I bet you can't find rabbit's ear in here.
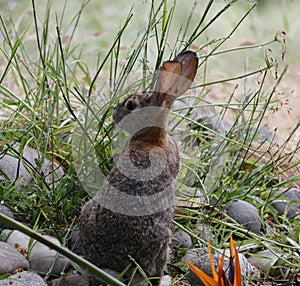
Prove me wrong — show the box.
[154,61,182,104]
[153,51,198,108]
[174,51,198,96]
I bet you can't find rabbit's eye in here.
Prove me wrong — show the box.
[125,99,135,111]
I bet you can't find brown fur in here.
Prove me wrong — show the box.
[79,51,198,285]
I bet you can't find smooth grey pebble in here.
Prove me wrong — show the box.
[0,241,29,275]
[0,145,64,190]
[0,271,47,286]
[160,275,172,286]
[225,199,261,234]
[49,274,90,286]
[6,230,70,275]
[184,248,208,263]
[172,231,192,249]
[272,188,300,218]
[0,204,14,229]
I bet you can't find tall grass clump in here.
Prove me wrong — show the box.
[0,0,299,284]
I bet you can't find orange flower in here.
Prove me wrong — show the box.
[187,237,242,286]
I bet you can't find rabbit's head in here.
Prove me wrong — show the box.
[113,51,198,144]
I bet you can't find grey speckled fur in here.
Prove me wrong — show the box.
[79,51,198,286]
[80,137,179,285]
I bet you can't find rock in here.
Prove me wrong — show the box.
[172,231,192,249]
[0,271,47,286]
[184,248,209,263]
[247,249,281,277]
[49,274,90,286]
[187,250,260,286]
[272,188,300,218]
[0,242,29,275]
[6,229,28,245]
[160,275,172,286]
[0,175,4,184]
[225,200,261,234]
[68,227,82,255]
[0,145,64,190]
[29,239,71,275]
[6,230,70,275]
[0,204,14,229]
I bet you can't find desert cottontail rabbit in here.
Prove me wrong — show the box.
[79,51,198,285]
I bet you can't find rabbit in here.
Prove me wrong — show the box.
[79,50,198,286]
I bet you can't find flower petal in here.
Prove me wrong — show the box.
[187,261,219,286]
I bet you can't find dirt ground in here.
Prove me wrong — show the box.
[265,63,300,149]
[208,62,300,152]
[204,59,300,188]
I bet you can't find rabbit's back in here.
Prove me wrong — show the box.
[79,135,180,282]
[80,199,174,278]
